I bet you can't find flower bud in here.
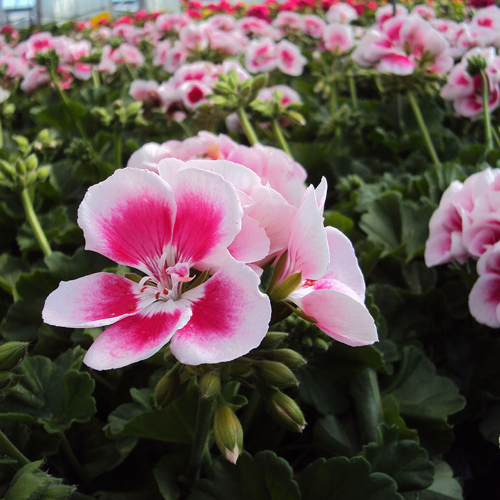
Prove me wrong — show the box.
[0,342,28,371]
[313,337,329,351]
[154,367,179,409]
[0,159,15,179]
[210,95,227,107]
[256,360,298,388]
[268,349,306,368]
[251,74,268,92]
[199,372,220,399]
[15,158,26,176]
[36,166,51,183]
[259,331,288,349]
[266,390,306,432]
[212,81,233,96]
[25,170,38,187]
[213,404,243,464]
[25,154,38,171]
[466,54,488,77]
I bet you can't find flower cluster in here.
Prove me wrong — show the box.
[425,168,500,327]
[43,137,377,370]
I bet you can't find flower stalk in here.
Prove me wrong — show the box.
[114,129,122,170]
[348,73,358,112]
[272,119,293,158]
[20,187,52,257]
[0,428,30,466]
[237,107,259,146]
[480,69,494,154]
[407,90,441,167]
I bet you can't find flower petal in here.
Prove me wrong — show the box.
[228,215,270,263]
[469,273,500,328]
[78,168,176,275]
[43,272,145,328]
[83,300,192,370]
[167,168,243,264]
[170,263,271,365]
[296,289,378,346]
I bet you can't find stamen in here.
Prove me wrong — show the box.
[155,291,160,300]
[163,288,169,295]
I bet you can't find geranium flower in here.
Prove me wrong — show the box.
[43,165,271,369]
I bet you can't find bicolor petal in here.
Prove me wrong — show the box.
[170,263,271,365]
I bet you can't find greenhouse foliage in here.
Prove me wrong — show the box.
[0,0,499,498]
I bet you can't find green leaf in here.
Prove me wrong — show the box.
[106,383,198,443]
[381,395,418,441]
[419,461,463,500]
[0,348,96,433]
[359,191,433,261]
[190,451,300,500]
[154,455,183,500]
[299,456,402,500]
[4,460,75,500]
[314,414,358,457]
[0,253,29,297]
[361,425,434,493]
[387,346,465,453]
[32,100,88,134]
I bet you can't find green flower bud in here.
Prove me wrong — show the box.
[0,342,27,371]
[285,111,306,126]
[301,336,313,347]
[259,331,288,349]
[256,360,298,388]
[266,390,305,432]
[36,166,51,182]
[269,272,302,302]
[199,372,221,399]
[251,74,268,92]
[25,154,38,171]
[15,159,26,176]
[466,54,488,77]
[154,367,179,409]
[3,103,15,116]
[212,81,233,96]
[210,95,227,107]
[25,170,38,187]
[313,337,329,351]
[213,404,243,464]
[268,349,306,368]
[0,159,16,179]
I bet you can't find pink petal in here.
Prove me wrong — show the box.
[469,273,500,328]
[83,300,192,370]
[284,186,330,280]
[78,168,176,275]
[228,215,271,263]
[43,273,145,329]
[377,52,416,75]
[297,289,378,346]
[168,168,243,264]
[170,263,271,365]
[324,227,366,301]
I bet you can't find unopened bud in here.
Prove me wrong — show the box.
[25,154,38,171]
[210,95,227,107]
[213,404,243,464]
[313,337,329,351]
[268,349,306,368]
[15,159,26,175]
[267,390,305,432]
[301,336,313,347]
[0,342,28,371]
[199,372,220,399]
[259,331,288,349]
[36,166,51,182]
[269,272,302,302]
[251,74,267,92]
[25,170,38,187]
[0,160,15,179]
[154,367,179,409]
[466,54,488,77]
[256,360,298,388]
[212,81,233,96]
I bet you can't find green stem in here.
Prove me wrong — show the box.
[480,69,494,154]
[407,90,441,167]
[59,433,91,488]
[50,68,88,142]
[20,188,52,257]
[492,126,500,149]
[124,62,137,81]
[237,107,259,146]
[350,368,383,445]
[348,73,358,112]
[114,129,122,170]
[329,82,338,115]
[0,428,30,466]
[240,389,260,433]
[0,116,3,150]
[187,397,214,484]
[92,68,100,89]
[271,119,293,158]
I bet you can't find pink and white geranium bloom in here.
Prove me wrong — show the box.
[276,40,307,76]
[257,85,302,107]
[302,15,327,39]
[272,185,378,346]
[326,3,359,24]
[129,80,163,107]
[245,37,278,73]
[323,23,355,54]
[42,164,271,369]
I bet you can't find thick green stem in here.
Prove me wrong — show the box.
[0,428,30,466]
[188,397,214,484]
[237,107,259,146]
[271,119,293,158]
[50,69,88,142]
[20,188,52,257]
[114,129,122,170]
[480,70,494,154]
[350,368,383,444]
[407,90,441,166]
[92,68,101,88]
[348,73,358,112]
[492,126,500,149]
[59,433,91,487]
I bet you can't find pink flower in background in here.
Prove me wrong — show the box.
[20,65,50,93]
[323,23,354,54]
[130,80,163,107]
[164,41,189,73]
[180,23,210,51]
[43,165,271,369]
[412,4,436,20]
[326,3,358,24]
[25,32,55,59]
[207,14,237,31]
[273,11,304,32]
[302,15,327,38]
[111,43,145,67]
[276,40,307,75]
[153,40,171,67]
[375,4,408,26]
[257,84,302,106]
[245,37,278,73]
[156,13,190,32]
[179,80,212,109]
[98,45,118,74]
